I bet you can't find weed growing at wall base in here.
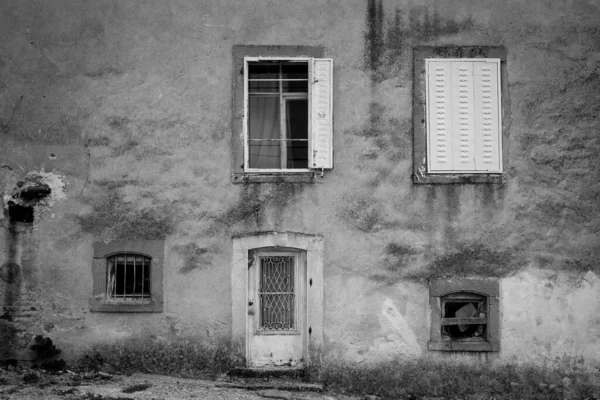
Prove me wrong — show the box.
[321,357,600,399]
[78,337,244,378]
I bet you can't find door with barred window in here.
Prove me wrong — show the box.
[247,250,306,367]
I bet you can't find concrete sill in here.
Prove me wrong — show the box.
[428,340,500,352]
[89,301,163,313]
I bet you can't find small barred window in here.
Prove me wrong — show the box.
[106,253,151,300]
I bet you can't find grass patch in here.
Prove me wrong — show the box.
[321,357,600,399]
[77,337,244,378]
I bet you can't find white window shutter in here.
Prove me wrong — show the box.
[310,58,333,169]
[450,62,476,171]
[427,61,453,171]
[473,60,502,172]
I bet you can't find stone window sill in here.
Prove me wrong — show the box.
[413,173,504,184]
[90,300,162,313]
[231,172,325,184]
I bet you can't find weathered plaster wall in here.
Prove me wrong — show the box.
[1,0,599,366]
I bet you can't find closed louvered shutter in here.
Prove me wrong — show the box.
[427,59,502,173]
[473,61,502,172]
[310,58,333,169]
[427,61,453,171]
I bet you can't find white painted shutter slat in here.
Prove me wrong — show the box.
[427,61,453,171]
[310,58,333,169]
[451,62,476,171]
[474,61,502,172]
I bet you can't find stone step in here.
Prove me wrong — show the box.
[216,381,323,392]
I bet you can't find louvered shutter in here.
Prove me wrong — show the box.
[427,59,502,173]
[427,61,453,171]
[310,58,333,169]
[473,61,502,172]
[451,62,476,171]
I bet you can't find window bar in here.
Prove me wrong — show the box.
[141,255,145,297]
[122,253,126,298]
[133,254,138,296]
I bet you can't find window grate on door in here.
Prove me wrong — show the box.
[106,253,151,300]
[259,256,295,331]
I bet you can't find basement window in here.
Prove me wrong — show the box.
[106,253,151,300]
[90,240,164,313]
[441,293,487,341]
[429,279,499,352]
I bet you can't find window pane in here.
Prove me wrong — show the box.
[249,81,278,93]
[282,81,308,93]
[286,99,308,140]
[248,63,279,79]
[285,99,308,169]
[249,96,281,169]
[115,261,124,296]
[249,143,280,169]
[282,63,308,79]
[286,142,308,169]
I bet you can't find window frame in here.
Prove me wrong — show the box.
[429,278,500,352]
[244,57,312,173]
[413,46,510,184]
[231,45,331,184]
[90,240,164,313]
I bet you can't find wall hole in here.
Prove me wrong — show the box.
[8,204,34,223]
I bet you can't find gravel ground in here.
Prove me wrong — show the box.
[0,368,348,400]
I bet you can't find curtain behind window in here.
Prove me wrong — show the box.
[249,96,280,168]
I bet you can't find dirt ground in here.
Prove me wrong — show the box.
[0,368,355,400]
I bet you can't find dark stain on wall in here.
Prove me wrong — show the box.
[339,190,382,232]
[364,3,474,82]
[215,183,303,232]
[77,190,175,240]
[364,0,385,75]
[382,243,419,272]
[175,243,214,274]
[420,243,519,280]
[85,66,124,79]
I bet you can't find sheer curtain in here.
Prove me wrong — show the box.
[249,96,280,168]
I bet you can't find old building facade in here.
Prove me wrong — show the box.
[1,0,599,369]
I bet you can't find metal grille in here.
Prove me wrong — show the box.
[106,253,151,299]
[259,256,295,330]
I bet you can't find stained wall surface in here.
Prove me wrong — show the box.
[0,0,599,366]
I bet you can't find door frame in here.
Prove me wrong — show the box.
[232,232,323,368]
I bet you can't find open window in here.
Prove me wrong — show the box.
[90,240,164,313]
[232,46,332,183]
[429,279,499,351]
[244,57,332,173]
